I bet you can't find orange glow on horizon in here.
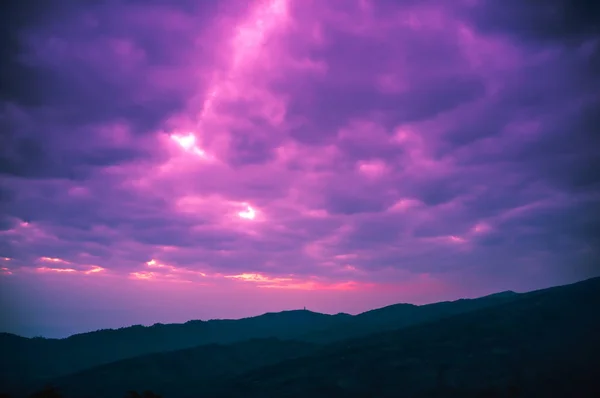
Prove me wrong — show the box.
[131,259,207,283]
[225,272,367,291]
[84,266,105,274]
[226,272,292,283]
[35,264,105,275]
[36,266,77,273]
[259,280,365,291]
[25,253,373,292]
[145,259,206,276]
[40,256,70,264]
[26,258,373,292]
[131,271,155,280]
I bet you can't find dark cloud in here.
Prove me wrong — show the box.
[465,0,600,45]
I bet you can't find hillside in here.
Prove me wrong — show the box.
[299,290,521,343]
[48,338,318,398]
[0,310,340,395]
[0,288,520,394]
[210,276,600,397]
[17,277,600,398]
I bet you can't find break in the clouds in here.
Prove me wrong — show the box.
[1,0,599,337]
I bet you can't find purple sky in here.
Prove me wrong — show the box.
[1,0,599,338]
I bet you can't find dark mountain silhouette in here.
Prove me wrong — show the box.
[3,277,599,397]
[299,290,521,343]
[0,310,343,394]
[47,338,318,398]
[209,276,600,397]
[0,289,520,395]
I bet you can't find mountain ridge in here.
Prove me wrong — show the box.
[2,277,599,397]
[0,290,520,342]
[21,275,600,398]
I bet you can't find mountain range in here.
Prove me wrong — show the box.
[2,277,599,397]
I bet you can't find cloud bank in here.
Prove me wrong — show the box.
[1,0,598,336]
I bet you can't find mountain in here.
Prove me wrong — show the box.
[6,278,600,397]
[299,290,521,343]
[0,310,343,395]
[0,288,520,394]
[209,276,600,397]
[49,338,319,398]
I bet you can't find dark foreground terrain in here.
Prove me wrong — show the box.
[2,277,600,397]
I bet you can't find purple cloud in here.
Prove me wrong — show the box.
[0,0,599,337]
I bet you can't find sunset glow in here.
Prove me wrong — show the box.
[36,267,77,273]
[39,257,70,264]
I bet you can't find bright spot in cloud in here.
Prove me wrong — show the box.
[131,271,155,280]
[171,133,195,150]
[39,257,70,264]
[224,272,364,291]
[448,235,467,244]
[238,205,256,220]
[231,0,289,68]
[146,259,161,267]
[170,133,210,159]
[226,273,292,283]
[140,259,207,281]
[35,265,105,275]
[472,222,492,234]
[84,266,105,274]
[37,267,77,273]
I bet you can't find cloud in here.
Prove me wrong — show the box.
[1,0,599,336]
[464,0,600,45]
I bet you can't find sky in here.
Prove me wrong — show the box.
[0,0,599,338]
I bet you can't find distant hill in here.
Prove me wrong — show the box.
[0,288,521,395]
[299,290,521,343]
[6,279,599,397]
[0,310,344,395]
[49,338,319,398]
[209,276,600,397]
[17,276,600,398]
